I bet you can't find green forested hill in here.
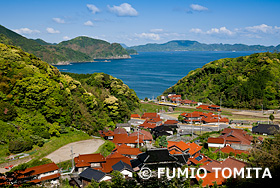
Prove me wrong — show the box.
[0,43,139,154]
[162,52,280,109]
[0,25,91,64]
[128,40,280,52]
[0,25,130,64]
[58,36,131,59]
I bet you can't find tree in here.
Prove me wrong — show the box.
[111,171,125,188]
[159,136,168,148]
[269,114,275,123]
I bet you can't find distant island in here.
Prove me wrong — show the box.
[127,40,280,52]
[0,25,133,64]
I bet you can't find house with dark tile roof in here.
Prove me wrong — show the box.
[252,124,279,135]
[100,152,132,173]
[131,148,181,170]
[79,168,111,187]
[112,160,134,178]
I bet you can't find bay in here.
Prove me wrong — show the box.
[54,51,260,100]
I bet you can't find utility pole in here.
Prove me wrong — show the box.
[137,128,140,148]
[70,146,75,172]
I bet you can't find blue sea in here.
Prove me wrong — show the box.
[54,51,260,100]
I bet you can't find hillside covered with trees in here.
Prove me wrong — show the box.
[128,40,280,52]
[58,36,130,59]
[162,52,280,110]
[0,25,131,64]
[0,43,139,154]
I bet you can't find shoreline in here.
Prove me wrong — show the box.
[52,55,131,65]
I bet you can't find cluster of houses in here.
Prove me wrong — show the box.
[1,109,278,187]
[160,94,199,106]
[180,111,229,125]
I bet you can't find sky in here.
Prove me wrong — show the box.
[1,0,280,46]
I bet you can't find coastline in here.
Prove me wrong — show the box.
[52,54,131,65]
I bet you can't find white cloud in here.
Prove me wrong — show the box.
[206,27,234,35]
[13,28,40,35]
[150,29,164,33]
[190,28,203,34]
[63,36,70,40]
[46,27,60,34]
[190,4,208,11]
[87,4,100,14]
[108,3,138,17]
[190,27,234,36]
[53,18,65,24]
[135,33,160,40]
[84,20,94,26]
[245,24,273,33]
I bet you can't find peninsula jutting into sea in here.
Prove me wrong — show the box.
[1,0,280,187]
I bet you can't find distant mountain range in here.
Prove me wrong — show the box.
[127,40,280,52]
[0,25,131,64]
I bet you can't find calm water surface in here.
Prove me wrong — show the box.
[55,51,259,99]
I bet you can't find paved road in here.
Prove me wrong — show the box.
[159,113,178,120]
[179,124,229,132]
[45,139,104,163]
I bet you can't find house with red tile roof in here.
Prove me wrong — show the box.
[181,99,198,106]
[141,112,160,119]
[181,111,229,125]
[195,171,229,187]
[213,145,249,156]
[167,141,202,157]
[201,157,247,174]
[112,144,142,159]
[168,94,182,103]
[188,153,212,166]
[100,152,132,173]
[99,130,114,140]
[145,117,163,126]
[15,162,60,186]
[164,120,179,126]
[74,153,106,173]
[113,127,127,135]
[208,128,253,150]
[196,104,221,112]
[207,137,225,148]
[131,114,140,119]
[138,121,156,129]
[130,130,153,144]
[112,134,144,148]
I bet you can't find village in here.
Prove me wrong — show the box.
[0,94,279,188]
